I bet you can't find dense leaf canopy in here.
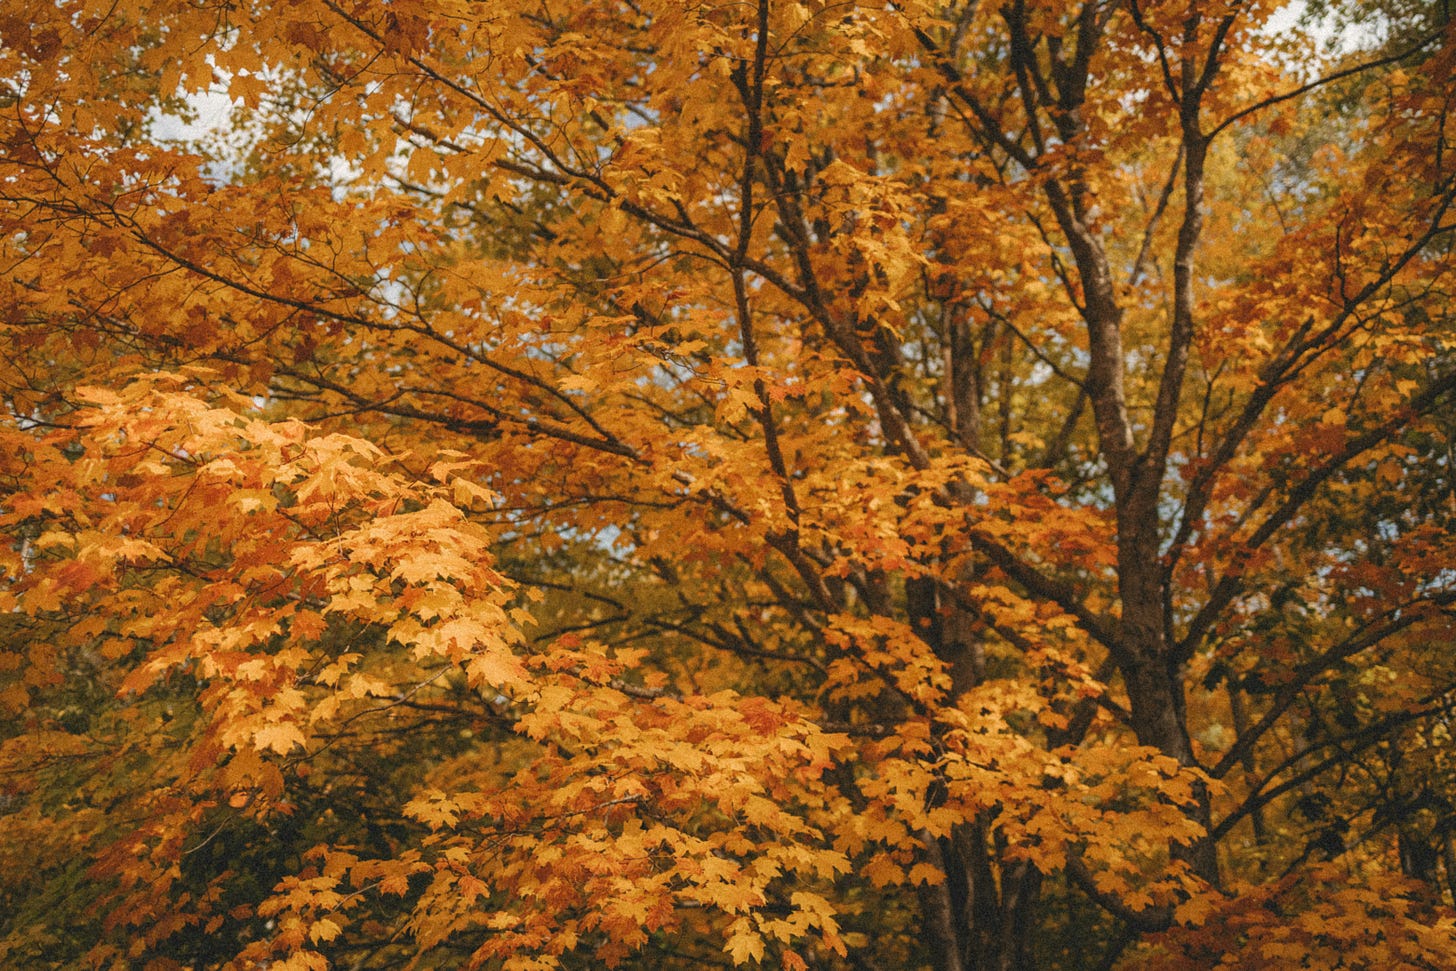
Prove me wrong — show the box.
[2,1,1456,968]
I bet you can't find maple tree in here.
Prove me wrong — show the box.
[3,0,1456,967]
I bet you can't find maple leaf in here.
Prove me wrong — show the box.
[253,722,307,756]
[724,919,765,966]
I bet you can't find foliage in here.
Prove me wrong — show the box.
[2,1,1456,968]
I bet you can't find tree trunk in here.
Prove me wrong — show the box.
[1119,529,1219,884]
[910,581,1043,970]
[917,825,1043,971]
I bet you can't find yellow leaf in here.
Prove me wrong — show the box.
[725,919,765,965]
[308,918,342,943]
[253,721,307,755]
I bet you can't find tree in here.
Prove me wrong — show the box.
[3,0,1456,968]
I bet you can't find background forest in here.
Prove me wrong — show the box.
[3,0,1456,968]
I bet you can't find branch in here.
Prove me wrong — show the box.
[1064,846,1174,933]
[1208,29,1446,141]
[1210,689,1456,844]
[1177,367,1456,661]
[971,531,1124,657]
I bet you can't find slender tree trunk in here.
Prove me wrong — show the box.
[1228,686,1268,848]
[918,834,968,971]
[910,582,1043,970]
[917,825,1044,971]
